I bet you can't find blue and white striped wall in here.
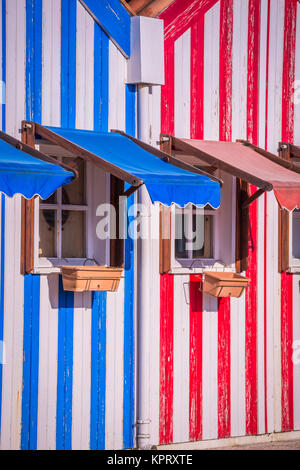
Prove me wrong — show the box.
[0,0,136,450]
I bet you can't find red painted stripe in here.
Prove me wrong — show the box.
[161,43,175,135]
[245,0,260,436]
[264,192,268,432]
[217,0,233,439]
[280,0,297,432]
[159,0,218,47]
[218,298,231,438]
[159,273,174,445]
[264,0,271,433]
[189,274,203,441]
[190,17,204,140]
[219,0,233,142]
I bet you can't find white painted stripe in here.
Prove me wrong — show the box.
[256,0,269,435]
[5,0,25,138]
[108,40,126,132]
[174,29,191,139]
[230,293,246,437]
[76,1,94,130]
[204,2,220,141]
[173,275,190,443]
[0,0,26,450]
[105,278,125,449]
[293,274,300,430]
[42,0,61,126]
[202,294,218,440]
[232,0,248,142]
[258,0,269,150]
[149,203,161,447]
[37,275,59,450]
[267,0,285,433]
[256,194,266,435]
[72,292,91,449]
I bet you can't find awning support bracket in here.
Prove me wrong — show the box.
[242,185,272,209]
[122,183,143,199]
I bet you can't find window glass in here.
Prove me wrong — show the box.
[39,209,56,257]
[62,211,85,258]
[39,158,87,260]
[175,207,213,260]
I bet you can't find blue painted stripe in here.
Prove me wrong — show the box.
[0,0,6,434]
[21,275,40,450]
[90,291,107,450]
[123,84,136,449]
[80,0,130,58]
[26,0,42,122]
[90,25,109,450]
[56,276,74,450]
[21,0,43,450]
[94,25,109,132]
[61,0,77,128]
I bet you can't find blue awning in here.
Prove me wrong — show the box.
[46,127,221,208]
[0,138,74,199]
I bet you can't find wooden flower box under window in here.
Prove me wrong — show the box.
[61,266,123,292]
[202,272,250,298]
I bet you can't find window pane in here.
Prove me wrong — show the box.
[292,210,300,259]
[175,209,213,260]
[39,209,56,257]
[62,211,85,258]
[175,212,188,258]
[62,157,85,205]
[193,214,213,258]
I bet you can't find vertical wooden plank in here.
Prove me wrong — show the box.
[266,0,284,434]
[61,0,77,128]
[190,17,204,140]
[245,0,260,436]
[280,0,297,433]
[204,2,220,140]
[173,275,190,443]
[202,294,218,440]
[174,28,191,138]
[293,0,300,432]
[37,275,59,450]
[189,274,203,441]
[21,274,40,450]
[218,0,233,439]
[161,43,174,135]
[42,0,61,126]
[159,273,174,445]
[0,0,25,449]
[56,277,74,450]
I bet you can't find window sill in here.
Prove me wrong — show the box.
[32,258,101,275]
[287,266,300,274]
[169,266,236,275]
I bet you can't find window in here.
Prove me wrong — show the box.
[39,157,87,260]
[167,172,236,273]
[174,206,214,260]
[292,209,300,268]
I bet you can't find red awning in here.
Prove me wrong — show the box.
[176,139,300,211]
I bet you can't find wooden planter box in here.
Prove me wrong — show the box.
[202,272,250,298]
[61,266,123,292]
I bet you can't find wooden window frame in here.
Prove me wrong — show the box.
[20,123,131,274]
[278,142,300,273]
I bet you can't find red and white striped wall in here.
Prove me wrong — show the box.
[145,0,300,447]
